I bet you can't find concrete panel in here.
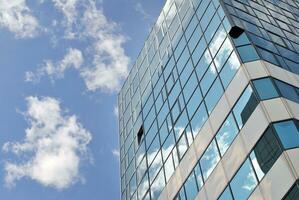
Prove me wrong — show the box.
[249,185,265,200]
[209,95,231,136]
[285,99,299,120]
[241,105,269,153]
[259,154,296,200]
[195,187,208,200]
[166,167,183,200]
[286,148,299,180]
[244,60,268,80]
[193,120,214,160]
[158,188,168,200]
[225,67,249,108]
[262,98,291,122]
[265,61,299,88]
[179,145,197,183]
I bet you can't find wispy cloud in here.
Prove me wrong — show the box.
[25,48,84,82]
[134,2,150,20]
[112,149,120,158]
[113,106,118,118]
[3,96,92,189]
[0,0,40,38]
[51,0,79,39]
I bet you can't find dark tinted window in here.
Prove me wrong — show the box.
[274,121,299,149]
[252,78,279,100]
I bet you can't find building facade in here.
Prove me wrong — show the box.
[118,0,299,199]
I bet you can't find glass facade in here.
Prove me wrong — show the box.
[118,0,299,200]
[223,0,299,74]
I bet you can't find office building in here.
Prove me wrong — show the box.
[118,0,299,199]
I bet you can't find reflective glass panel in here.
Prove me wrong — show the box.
[237,45,259,62]
[252,78,279,100]
[194,164,203,189]
[274,120,299,149]
[200,140,220,180]
[190,103,208,137]
[218,186,233,200]
[275,80,299,104]
[216,113,239,156]
[230,159,258,200]
[233,86,258,129]
[250,127,283,181]
[205,78,224,114]
[184,172,198,200]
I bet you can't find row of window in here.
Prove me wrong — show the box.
[120,0,239,195]
[174,77,299,200]
[119,0,227,155]
[120,0,239,198]
[252,77,299,103]
[218,119,299,200]
[224,0,299,75]
[122,74,299,199]
[176,119,299,200]
[174,84,259,200]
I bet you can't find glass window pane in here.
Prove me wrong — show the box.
[190,103,208,137]
[205,78,224,114]
[200,140,220,180]
[184,172,198,200]
[230,159,258,200]
[233,85,258,129]
[283,182,299,200]
[253,78,279,100]
[250,127,283,181]
[191,38,206,65]
[149,151,163,183]
[180,59,194,87]
[188,24,202,53]
[196,50,212,81]
[216,113,239,156]
[138,173,149,199]
[200,64,217,96]
[183,72,199,102]
[174,109,189,139]
[274,120,299,149]
[162,131,175,159]
[209,26,227,58]
[237,45,259,62]
[233,32,250,46]
[177,134,188,159]
[194,164,203,189]
[220,52,240,88]
[214,38,233,71]
[275,80,299,104]
[186,86,202,118]
[218,186,233,200]
[151,168,165,199]
[164,154,174,182]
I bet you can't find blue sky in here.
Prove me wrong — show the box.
[0,0,164,199]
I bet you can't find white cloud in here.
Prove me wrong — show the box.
[25,48,83,82]
[28,0,130,93]
[3,96,92,189]
[112,149,120,158]
[134,2,150,19]
[79,2,130,92]
[51,0,79,39]
[113,106,118,118]
[0,0,39,38]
